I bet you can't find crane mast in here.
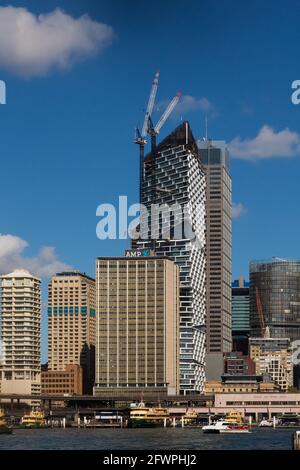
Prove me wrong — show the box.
[135,71,160,204]
[134,72,182,251]
[255,287,266,337]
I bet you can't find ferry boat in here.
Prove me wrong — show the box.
[225,409,244,424]
[0,409,12,435]
[202,419,250,434]
[21,410,47,428]
[182,408,198,426]
[127,402,170,428]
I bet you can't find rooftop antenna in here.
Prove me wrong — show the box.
[205,116,208,141]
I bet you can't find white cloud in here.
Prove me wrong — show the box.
[229,125,300,160]
[0,234,71,277]
[175,95,215,115]
[232,203,247,219]
[156,95,215,119]
[0,6,114,77]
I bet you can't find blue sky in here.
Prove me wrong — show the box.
[0,0,300,360]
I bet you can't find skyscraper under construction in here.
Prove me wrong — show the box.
[137,121,207,394]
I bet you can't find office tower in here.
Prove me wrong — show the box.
[232,277,250,354]
[0,269,41,401]
[197,139,232,381]
[138,122,206,395]
[48,271,96,394]
[249,337,293,391]
[94,251,180,397]
[250,259,300,341]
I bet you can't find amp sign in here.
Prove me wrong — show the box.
[125,249,151,258]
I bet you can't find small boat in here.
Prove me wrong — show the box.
[21,410,48,429]
[202,419,250,434]
[127,402,170,428]
[259,419,274,427]
[0,409,12,435]
[203,410,249,434]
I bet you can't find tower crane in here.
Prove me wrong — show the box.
[134,72,182,251]
[135,71,160,203]
[255,287,266,337]
[134,71,181,202]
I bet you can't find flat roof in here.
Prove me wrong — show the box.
[55,271,95,282]
[96,256,173,261]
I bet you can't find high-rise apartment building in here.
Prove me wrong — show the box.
[197,139,232,380]
[232,277,250,354]
[94,252,180,397]
[0,269,41,400]
[250,259,300,341]
[48,271,96,394]
[249,337,293,391]
[138,122,206,394]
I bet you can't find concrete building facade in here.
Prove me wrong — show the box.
[224,351,255,376]
[94,253,180,397]
[0,269,41,401]
[205,375,276,395]
[48,271,96,394]
[197,139,232,381]
[249,337,293,391]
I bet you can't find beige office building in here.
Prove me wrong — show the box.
[250,337,293,391]
[0,270,41,401]
[94,252,180,397]
[48,271,96,394]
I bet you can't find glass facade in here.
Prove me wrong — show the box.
[232,279,250,354]
[250,259,300,341]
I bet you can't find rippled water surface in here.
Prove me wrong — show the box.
[0,427,295,450]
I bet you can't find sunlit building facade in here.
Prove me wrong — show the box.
[94,253,180,397]
[0,269,41,401]
[48,271,96,394]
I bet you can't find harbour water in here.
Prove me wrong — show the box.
[0,427,295,450]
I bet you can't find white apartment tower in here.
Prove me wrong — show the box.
[138,122,207,394]
[0,269,41,397]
